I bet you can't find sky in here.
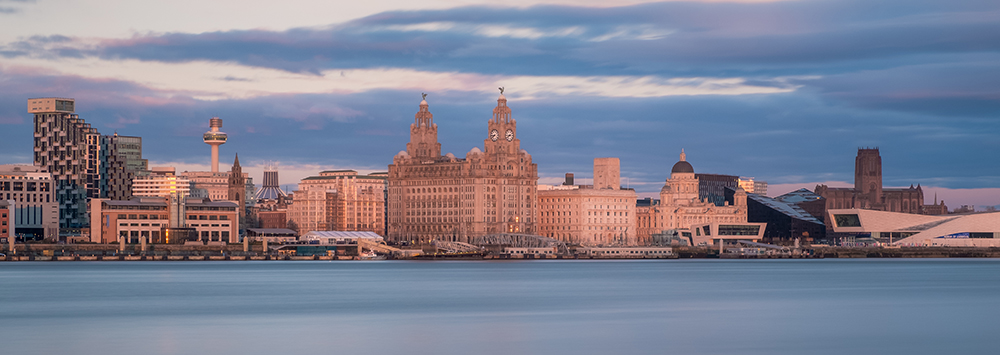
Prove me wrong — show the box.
[1,0,998,209]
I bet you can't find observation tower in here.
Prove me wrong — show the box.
[203,117,228,172]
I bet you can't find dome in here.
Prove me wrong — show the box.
[445,152,456,159]
[671,161,693,174]
[395,150,409,157]
[670,149,693,173]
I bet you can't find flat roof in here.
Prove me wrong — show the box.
[247,228,297,235]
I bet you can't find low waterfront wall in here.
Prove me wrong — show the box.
[4,244,1000,261]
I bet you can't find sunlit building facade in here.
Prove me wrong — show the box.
[537,158,638,246]
[287,170,386,235]
[387,93,539,244]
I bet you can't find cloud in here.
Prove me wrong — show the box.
[1,1,992,78]
[1,55,803,101]
[0,0,34,14]
[0,0,998,209]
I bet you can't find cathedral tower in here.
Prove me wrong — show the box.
[855,148,882,208]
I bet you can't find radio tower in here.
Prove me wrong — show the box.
[203,117,228,172]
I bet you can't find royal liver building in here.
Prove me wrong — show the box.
[387,91,539,244]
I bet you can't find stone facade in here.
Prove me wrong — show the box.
[287,170,386,235]
[387,93,538,244]
[652,151,748,234]
[635,198,660,245]
[0,201,9,240]
[537,158,637,246]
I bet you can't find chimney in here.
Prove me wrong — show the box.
[564,173,574,186]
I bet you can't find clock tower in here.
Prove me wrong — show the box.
[484,88,520,155]
[387,90,538,244]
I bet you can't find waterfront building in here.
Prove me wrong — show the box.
[245,228,297,243]
[30,98,147,231]
[829,209,1000,247]
[387,92,539,244]
[815,148,931,216]
[658,150,748,231]
[0,200,10,242]
[688,222,767,248]
[30,98,94,229]
[89,197,239,244]
[744,189,825,245]
[0,165,59,240]
[635,198,660,245]
[287,170,386,235]
[537,158,638,246]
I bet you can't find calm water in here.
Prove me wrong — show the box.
[2,259,999,354]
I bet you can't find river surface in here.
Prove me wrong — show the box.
[1,259,998,354]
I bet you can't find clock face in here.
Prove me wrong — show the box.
[490,129,499,141]
[505,129,514,141]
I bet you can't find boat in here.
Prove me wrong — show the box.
[359,250,387,260]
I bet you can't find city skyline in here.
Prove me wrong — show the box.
[1,0,998,208]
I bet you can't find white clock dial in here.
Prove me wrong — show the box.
[505,129,514,141]
[490,129,499,141]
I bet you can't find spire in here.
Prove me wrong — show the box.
[233,153,241,169]
[680,149,686,162]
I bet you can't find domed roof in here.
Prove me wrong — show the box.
[671,161,693,174]
[469,147,482,154]
[671,149,694,174]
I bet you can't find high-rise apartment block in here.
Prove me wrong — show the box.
[31,98,95,229]
[30,98,146,231]
[387,92,539,244]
